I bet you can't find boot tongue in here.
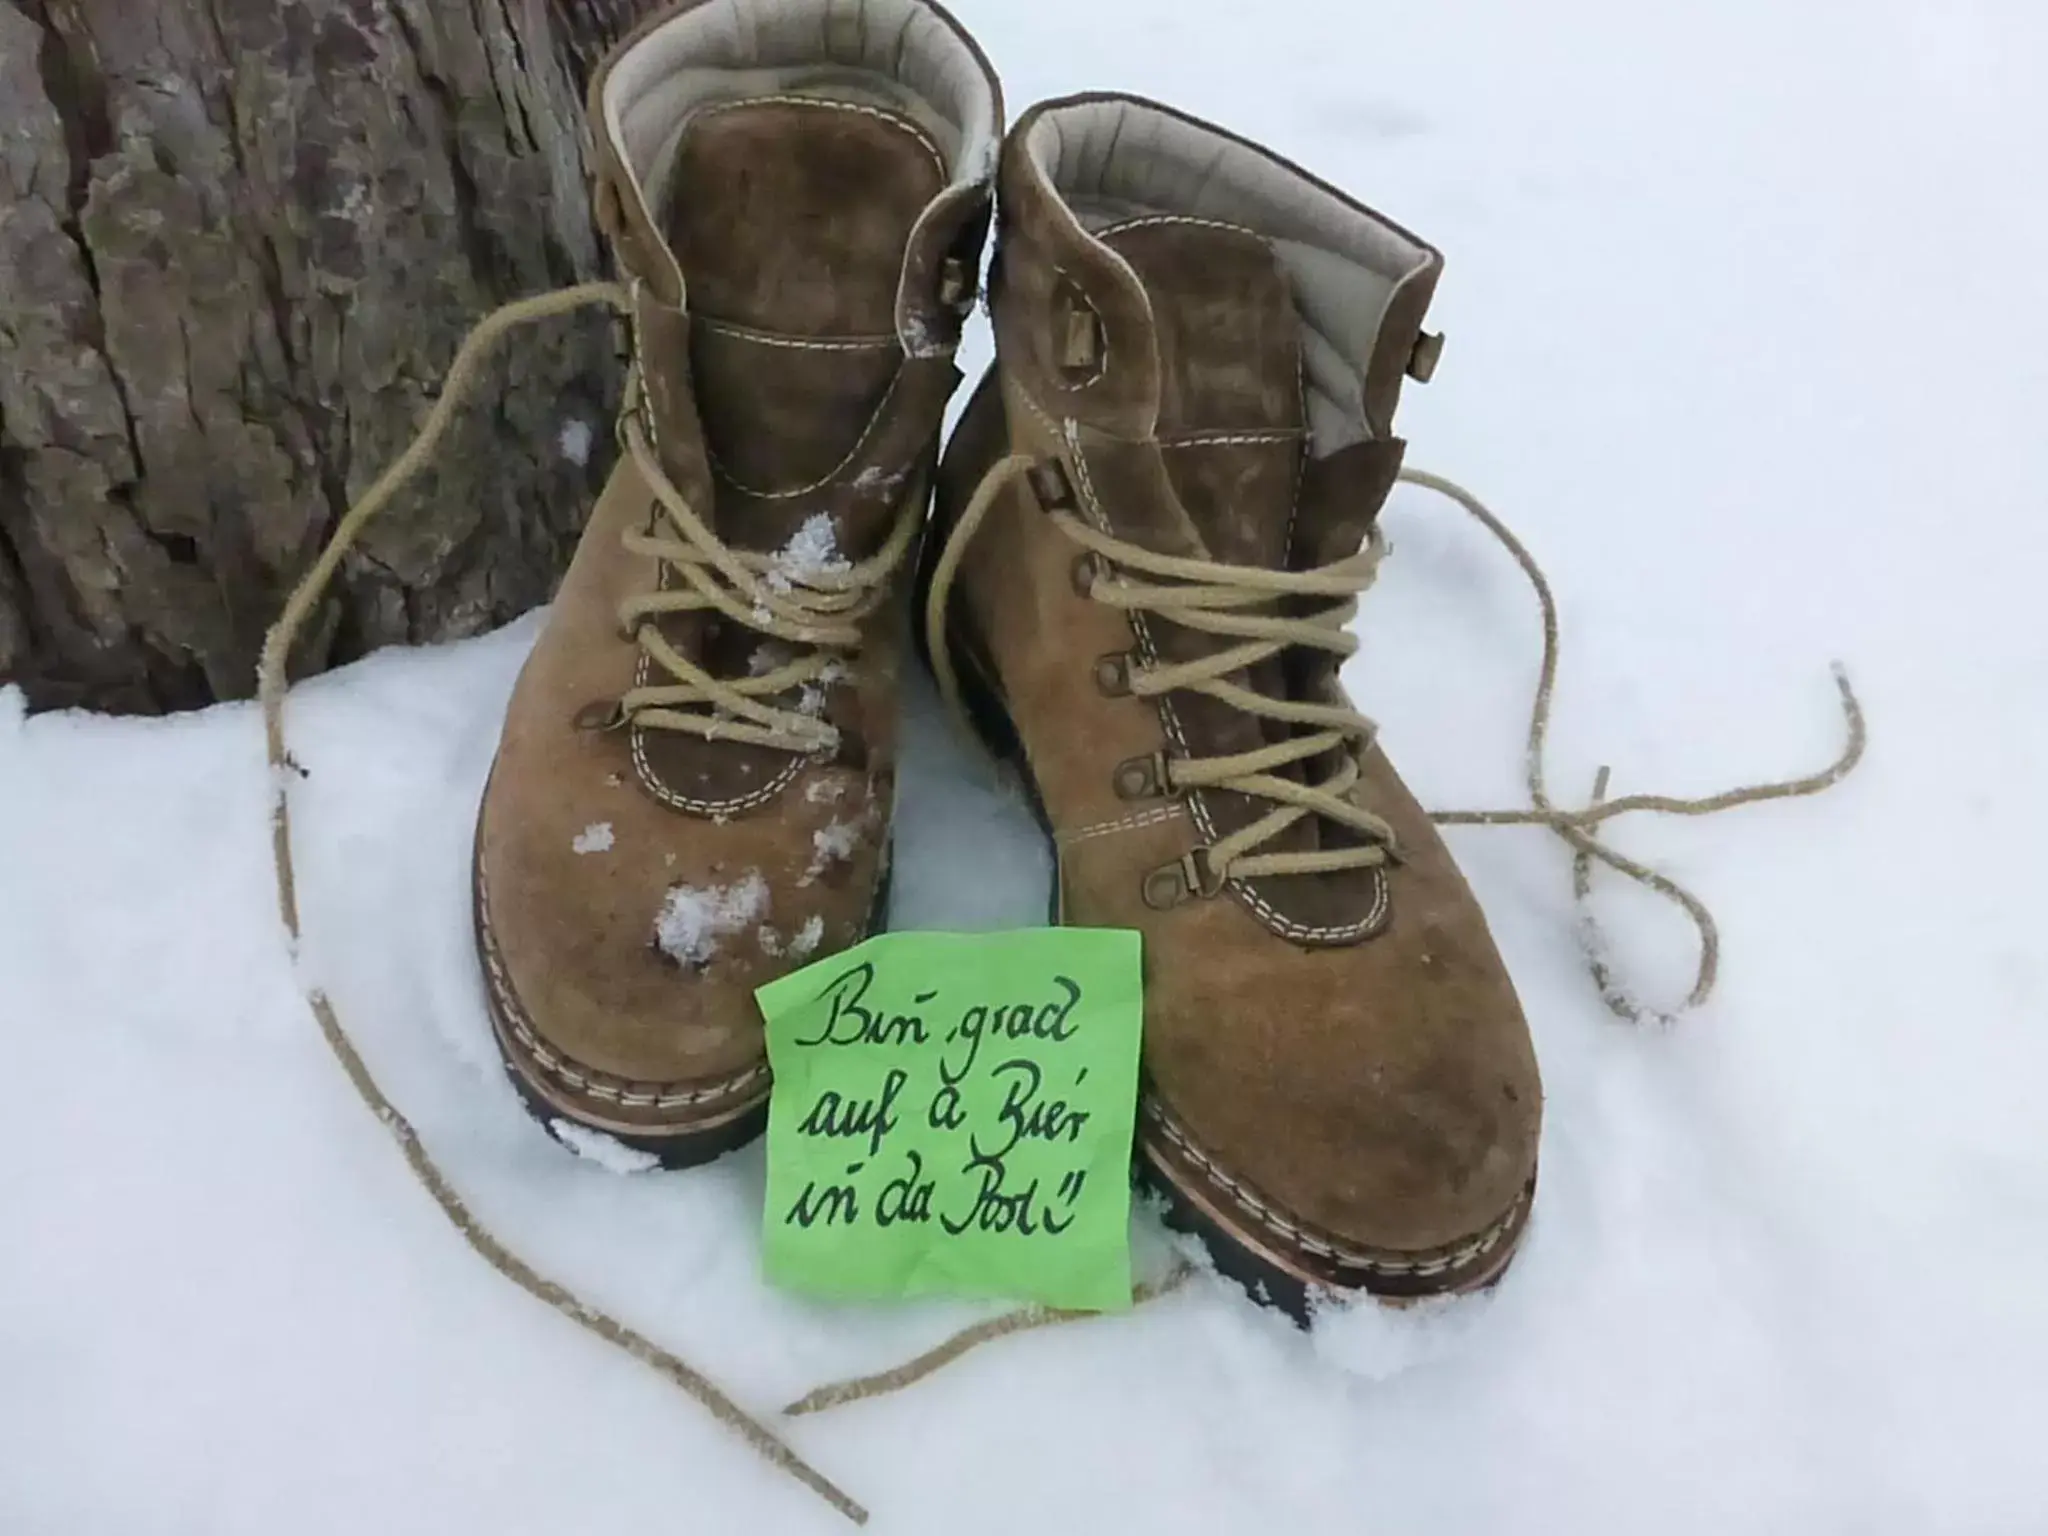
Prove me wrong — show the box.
[1098,220,1325,864]
[1098,219,1305,568]
[663,95,946,554]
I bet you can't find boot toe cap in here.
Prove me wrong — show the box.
[1143,937,1542,1287]
[473,757,888,1136]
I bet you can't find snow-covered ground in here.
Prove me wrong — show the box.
[5,0,2046,1530]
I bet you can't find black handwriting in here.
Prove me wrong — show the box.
[792,962,931,1048]
[794,1067,908,1160]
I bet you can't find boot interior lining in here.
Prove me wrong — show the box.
[601,0,998,231]
[1028,101,1436,450]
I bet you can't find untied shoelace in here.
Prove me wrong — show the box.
[259,281,883,1524]
[255,286,1867,1509]
[923,450,1865,1028]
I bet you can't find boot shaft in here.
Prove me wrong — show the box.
[928,96,1543,1302]
[589,0,1001,328]
[990,94,1444,539]
[584,0,1003,553]
[953,95,1454,940]
[472,1,1003,1162]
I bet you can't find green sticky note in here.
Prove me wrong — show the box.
[755,928,1144,1313]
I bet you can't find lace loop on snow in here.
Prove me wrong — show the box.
[258,282,867,1526]
[784,1263,1196,1417]
[1404,466,1866,1024]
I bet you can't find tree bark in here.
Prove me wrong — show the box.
[0,0,660,713]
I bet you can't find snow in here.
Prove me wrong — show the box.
[802,816,868,885]
[757,915,824,963]
[899,307,947,361]
[571,821,614,855]
[812,820,861,865]
[654,871,770,966]
[851,464,907,496]
[5,1,2048,1532]
[558,418,594,467]
[750,640,797,675]
[789,914,825,961]
[765,513,850,594]
[549,1120,661,1175]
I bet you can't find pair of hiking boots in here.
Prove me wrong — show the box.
[474,0,1538,1313]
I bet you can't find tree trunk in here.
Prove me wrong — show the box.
[0,0,661,713]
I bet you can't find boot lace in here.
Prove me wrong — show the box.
[926,450,1865,1027]
[774,448,1866,1426]
[931,456,1399,885]
[610,364,922,754]
[260,281,875,1524]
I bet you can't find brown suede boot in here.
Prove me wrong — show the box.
[925,95,1541,1310]
[475,0,1001,1165]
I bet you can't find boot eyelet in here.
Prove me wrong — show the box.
[1141,862,1190,910]
[1027,459,1076,513]
[573,699,628,732]
[1093,652,1132,697]
[1113,751,1170,800]
[1070,553,1104,598]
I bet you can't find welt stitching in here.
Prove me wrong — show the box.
[476,859,768,1110]
[1146,1102,1523,1277]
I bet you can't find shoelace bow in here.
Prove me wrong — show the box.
[927,452,1866,1028]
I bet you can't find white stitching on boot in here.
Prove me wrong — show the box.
[1061,419,1389,944]
[475,856,769,1112]
[1058,804,1189,844]
[1145,1101,1526,1279]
